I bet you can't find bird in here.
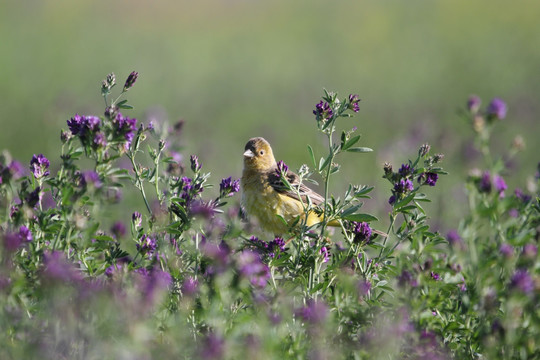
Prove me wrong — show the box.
[241,137,335,235]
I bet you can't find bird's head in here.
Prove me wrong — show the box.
[243,137,276,171]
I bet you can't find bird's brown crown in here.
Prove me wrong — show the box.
[243,137,276,171]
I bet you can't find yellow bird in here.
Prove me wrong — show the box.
[241,137,335,235]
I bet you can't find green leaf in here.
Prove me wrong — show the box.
[342,213,378,222]
[307,145,316,168]
[346,147,373,153]
[318,153,333,172]
[342,135,361,151]
[340,204,362,218]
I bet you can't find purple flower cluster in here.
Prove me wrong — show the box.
[510,269,534,294]
[398,163,413,177]
[0,159,24,185]
[486,97,507,120]
[136,234,157,257]
[398,270,418,288]
[477,171,507,197]
[135,267,172,306]
[467,95,507,120]
[2,226,33,251]
[352,221,372,244]
[348,94,361,112]
[181,276,199,297]
[295,300,328,324]
[42,251,83,283]
[320,246,330,263]
[313,101,333,121]
[190,155,201,172]
[123,71,139,91]
[275,160,289,178]
[110,221,126,239]
[219,176,240,198]
[30,154,50,179]
[237,250,270,288]
[132,211,142,228]
[178,176,204,206]
[358,280,371,297]
[112,113,137,149]
[446,230,465,249]
[26,186,42,208]
[419,172,438,187]
[249,236,286,258]
[467,95,481,114]
[67,114,101,137]
[80,170,102,189]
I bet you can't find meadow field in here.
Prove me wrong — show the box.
[0,1,539,358]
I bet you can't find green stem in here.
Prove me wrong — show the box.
[377,211,397,260]
[128,152,153,216]
[320,125,336,238]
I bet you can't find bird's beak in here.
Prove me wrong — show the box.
[243,149,255,158]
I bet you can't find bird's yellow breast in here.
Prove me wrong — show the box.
[241,169,321,234]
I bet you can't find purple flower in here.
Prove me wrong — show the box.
[81,171,102,188]
[26,186,41,208]
[268,236,286,257]
[398,270,417,287]
[93,132,107,148]
[219,176,240,198]
[499,243,513,258]
[181,276,199,297]
[275,160,289,178]
[522,243,538,259]
[30,154,50,179]
[105,263,122,277]
[110,221,126,239]
[486,97,507,120]
[358,280,371,297]
[136,234,157,256]
[67,114,84,135]
[8,160,24,179]
[190,155,201,172]
[237,251,270,288]
[3,231,22,251]
[42,251,83,283]
[514,188,532,203]
[348,94,361,112]
[113,113,137,146]
[200,333,225,360]
[201,240,231,275]
[189,200,216,218]
[423,172,438,187]
[313,101,333,121]
[493,175,507,197]
[394,178,414,194]
[388,195,396,205]
[135,268,172,306]
[352,221,372,244]
[446,230,464,249]
[123,71,139,90]
[431,272,441,281]
[398,163,413,177]
[467,95,481,113]
[320,246,330,263]
[510,269,534,294]
[295,300,328,324]
[132,211,142,228]
[18,226,32,242]
[479,171,492,193]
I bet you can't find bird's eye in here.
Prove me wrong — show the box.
[259,150,264,155]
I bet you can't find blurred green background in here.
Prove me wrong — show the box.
[1,0,539,229]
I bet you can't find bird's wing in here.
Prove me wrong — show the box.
[267,170,325,206]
